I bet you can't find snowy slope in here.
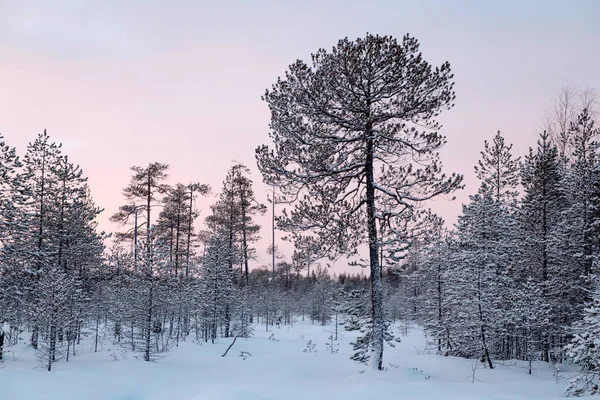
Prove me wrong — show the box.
[0,321,579,400]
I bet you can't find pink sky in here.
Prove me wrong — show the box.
[1,0,599,273]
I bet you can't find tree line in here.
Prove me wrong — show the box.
[394,103,600,395]
[0,129,396,371]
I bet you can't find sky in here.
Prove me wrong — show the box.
[1,0,599,272]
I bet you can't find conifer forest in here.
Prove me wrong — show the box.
[2,4,600,399]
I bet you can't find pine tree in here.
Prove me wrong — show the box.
[231,164,266,286]
[520,131,565,362]
[23,130,63,269]
[256,33,462,370]
[22,131,64,349]
[111,162,170,262]
[206,169,241,285]
[474,130,521,205]
[206,165,265,286]
[449,185,516,368]
[471,133,524,360]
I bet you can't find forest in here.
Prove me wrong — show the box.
[1,33,600,398]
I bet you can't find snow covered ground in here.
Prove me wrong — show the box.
[0,321,579,400]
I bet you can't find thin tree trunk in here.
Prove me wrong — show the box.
[175,203,182,276]
[272,185,276,283]
[242,216,249,286]
[477,268,493,369]
[133,205,138,263]
[334,311,338,341]
[144,281,153,361]
[31,328,38,350]
[94,314,100,353]
[186,185,194,278]
[0,331,4,360]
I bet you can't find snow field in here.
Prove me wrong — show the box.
[0,321,579,400]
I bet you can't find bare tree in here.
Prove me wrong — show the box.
[544,84,598,162]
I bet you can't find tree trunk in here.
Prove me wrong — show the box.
[49,322,57,370]
[242,209,249,286]
[94,313,100,353]
[480,324,494,369]
[437,262,443,353]
[365,136,384,371]
[0,330,4,360]
[541,177,550,363]
[31,328,39,350]
[144,282,153,362]
[175,203,182,276]
[186,186,194,278]
[272,185,276,283]
[133,206,138,262]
